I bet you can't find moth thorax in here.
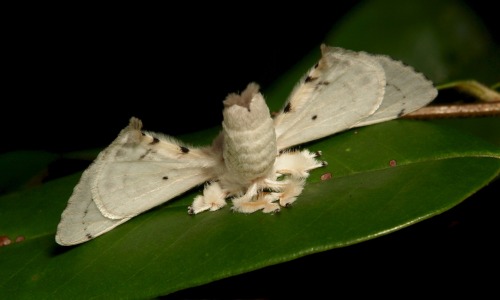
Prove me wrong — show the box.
[221,83,277,180]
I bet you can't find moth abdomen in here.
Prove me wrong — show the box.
[221,83,277,181]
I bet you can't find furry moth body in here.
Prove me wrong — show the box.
[56,45,437,245]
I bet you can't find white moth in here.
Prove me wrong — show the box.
[56,45,437,245]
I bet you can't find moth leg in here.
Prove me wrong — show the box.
[231,183,281,214]
[263,178,290,190]
[275,149,327,178]
[276,178,306,207]
[261,178,302,207]
[188,182,227,215]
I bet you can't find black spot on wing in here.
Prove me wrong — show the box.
[312,115,318,120]
[398,109,405,117]
[388,83,406,99]
[305,75,318,83]
[284,103,292,113]
[86,233,93,240]
[139,149,152,159]
[162,176,168,180]
[180,146,190,154]
[149,137,160,145]
[388,82,403,93]
[314,81,330,91]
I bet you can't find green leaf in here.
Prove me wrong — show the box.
[324,0,499,84]
[0,151,58,195]
[264,0,498,105]
[1,118,499,298]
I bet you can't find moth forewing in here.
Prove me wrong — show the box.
[91,122,217,219]
[274,46,387,150]
[55,165,131,246]
[354,54,438,127]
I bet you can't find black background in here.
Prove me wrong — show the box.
[4,3,359,154]
[3,1,497,154]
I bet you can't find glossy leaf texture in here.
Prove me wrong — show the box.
[1,118,499,298]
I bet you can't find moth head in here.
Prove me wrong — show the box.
[222,82,271,129]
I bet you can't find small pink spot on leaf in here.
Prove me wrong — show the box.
[0,235,12,247]
[320,172,332,181]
